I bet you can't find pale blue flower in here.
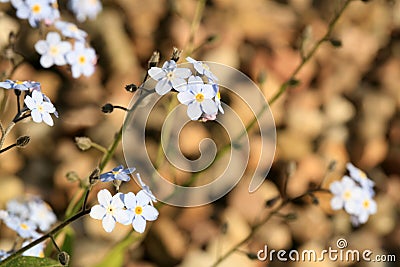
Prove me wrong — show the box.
[6,217,38,239]
[177,76,218,120]
[66,42,96,78]
[0,79,38,91]
[100,165,135,182]
[346,163,375,196]
[24,90,57,126]
[148,60,191,95]
[89,189,130,233]
[35,32,72,68]
[350,191,377,226]
[28,200,57,231]
[123,191,159,233]
[186,57,218,82]
[329,176,363,215]
[211,83,224,114]
[55,20,87,41]
[6,199,29,218]
[12,0,52,27]
[68,0,102,22]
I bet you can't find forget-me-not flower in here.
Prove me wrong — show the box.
[0,80,38,91]
[346,163,375,196]
[100,165,135,182]
[329,176,363,215]
[24,90,57,126]
[28,200,57,231]
[148,60,191,95]
[66,42,96,78]
[351,191,377,226]
[123,191,159,233]
[13,0,52,27]
[186,57,218,82]
[55,20,87,41]
[35,32,72,68]
[5,217,38,239]
[89,189,130,233]
[135,173,157,203]
[177,76,218,120]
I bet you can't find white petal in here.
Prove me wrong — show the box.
[155,79,172,95]
[42,102,55,113]
[82,64,95,77]
[344,200,359,215]
[132,216,146,233]
[171,77,187,90]
[187,102,202,120]
[46,32,61,44]
[58,42,72,53]
[329,181,342,195]
[142,206,158,221]
[31,109,42,123]
[202,84,216,98]
[123,192,136,209]
[188,75,203,84]
[111,193,125,209]
[54,55,67,66]
[148,67,165,81]
[40,55,54,68]
[71,64,82,78]
[136,190,151,206]
[97,189,112,206]
[114,209,132,225]
[177,91,194,105]
[32,90,43,103]
[24,96,36,110]
[102,214,116,233]
[330,196,343,210]
[42,112,54,126]
[201,99,218,115]
[34,40,48,54]
[174,68,191,79]
[89,205,106,220]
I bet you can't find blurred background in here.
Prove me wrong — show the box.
[0,0,399,266]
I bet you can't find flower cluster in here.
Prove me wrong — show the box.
[329,163,377,226]
[0,80,58,126]
[3,0,97,78]
[0,197,57,260]
[90,166,159,233]
[148,57,224,121]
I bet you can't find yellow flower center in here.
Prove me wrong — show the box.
[135,206,143,215]
[216,91,221,100]
[363,200,370,209]
[343,191,352,200]
[16,80,24,85]
[20,223,29,230]
[68,25,78,32]
[49,46,59,56]
[78,56,86,64]
[202,63,210,71]
[38,104,44,112]
[106,205,114,215]
[358,170,367,179]
[32,4,41,14]
[166,71,174,81]
[195,93,204,102]
[112,170,121,176]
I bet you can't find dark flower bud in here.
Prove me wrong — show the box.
[206,34,218,43]
[329,38,342,47]
[148,51,160,68]
[265,195,280,207]
[171,47,182,62]
[89,168,100,185]
[101,103,114,113]
[16,136,30,147]
[58,251,70,266]
[13,89,21,96]
[125,83,137,93]
[247,252,259,260]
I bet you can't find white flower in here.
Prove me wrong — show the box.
[68,0,102,22]
[123,191,159,233]
[186,56,218,82]
[54,20,87,41]
[148,60,191,95]
[329,176,363,215]
[66,42,96,78]
[12,0,52,28]
[346,163,375,196]
[177,76,218,120]
[24,90,57,126]
[89,189,130,233]
[28,200,57,231]
[34,32,72,68]
[351,192,377,226]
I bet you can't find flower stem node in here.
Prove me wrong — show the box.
[58,251,70,266]
[101,103,114,113]
[75,136,92,151]
[16,136,30,147]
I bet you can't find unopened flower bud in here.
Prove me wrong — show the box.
[101,103,114,113]
[171,47,182,62]
[16,136,30,147]
[148,51,160,68]
[125,83,137,93]
[246,252,259,260]
[66,171,80,182]
[89,168,100,184]
[58,251,70,266]
[75,137,92,151]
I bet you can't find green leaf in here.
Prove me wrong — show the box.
[92,232,139,267]
[0,256,62,267]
